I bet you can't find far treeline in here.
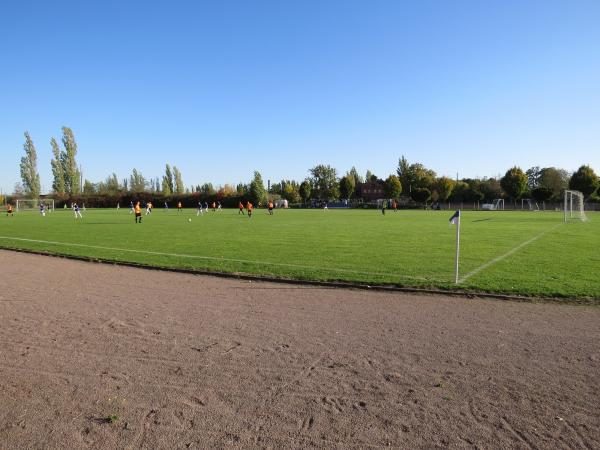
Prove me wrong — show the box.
[10,127,600,208]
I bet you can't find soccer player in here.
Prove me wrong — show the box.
[39,202,46,217]
[268,200,274,215]
[381,202,386,215]
[196,201,204,216]
[129,201,134,214]
[164,201,169,211]
[217,201,222,211]
[117,202,120,211]
[177,201,182,212]
[392,200,398,212]
[134,201,142,223]
[204,201,209,212]
[247,201,253,218]
[211,201,216,212]
[73,203,83,219]
[6,204,14,216]
[238,201,245,215]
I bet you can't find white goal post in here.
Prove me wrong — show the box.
[564,190,586,222]
[15,199,55,213]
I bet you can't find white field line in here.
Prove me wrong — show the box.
[0,236,428,281]
[458,223,564,284]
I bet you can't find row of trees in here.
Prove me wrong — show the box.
[498,165,599,203]
[15,129,600,205]
[279,160,599,204]
[17,128,187,198]
[19,128,80,198]
[82,163,185,196]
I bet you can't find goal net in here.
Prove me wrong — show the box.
[16,199,55,213]
[564,190,586,222]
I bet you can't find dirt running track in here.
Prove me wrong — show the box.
[0,250,599,449]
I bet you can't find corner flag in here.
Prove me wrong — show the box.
[449,210,461,283]
[449,210,460,225]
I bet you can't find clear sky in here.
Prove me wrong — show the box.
[1,0,599,194]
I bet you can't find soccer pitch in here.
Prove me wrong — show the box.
[0,208,598,299]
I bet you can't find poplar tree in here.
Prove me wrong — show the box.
[20,131,41,198]
[130,168,147,192]
[173,166,184,194]
[249,171,266,204]
[396,156,410,193]
[60,127,81,194]
[348,166,363,186]
[50,137,65,194]
[106,173,119,194]
[163,164,174,195]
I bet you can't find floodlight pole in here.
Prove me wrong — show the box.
[454,211,461,284]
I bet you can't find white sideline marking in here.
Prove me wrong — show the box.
[458,223,564,283]
[0,236,427,281]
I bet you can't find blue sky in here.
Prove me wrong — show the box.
[1,0,599,193]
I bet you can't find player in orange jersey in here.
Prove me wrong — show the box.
[135,202,142,223]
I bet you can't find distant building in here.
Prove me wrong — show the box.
[358,181,385,201]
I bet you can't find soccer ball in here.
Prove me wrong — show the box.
[188,218,192,222]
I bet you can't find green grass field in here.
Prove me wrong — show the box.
[1,207,598,299]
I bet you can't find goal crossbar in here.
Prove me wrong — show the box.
[15,199,55,213]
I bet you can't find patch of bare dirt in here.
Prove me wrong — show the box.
[0,250,598,449]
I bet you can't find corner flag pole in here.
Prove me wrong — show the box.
[449,210,461,283]
[455,212,460,283]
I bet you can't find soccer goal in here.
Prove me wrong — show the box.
[16,199,55,213]
[521,198,539,211]
[564,190,586,222]
[481,198,504,211]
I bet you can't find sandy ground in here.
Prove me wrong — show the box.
[0,250,598,449]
